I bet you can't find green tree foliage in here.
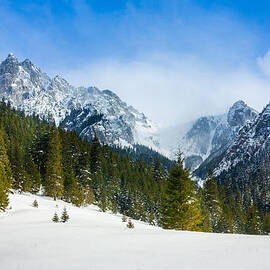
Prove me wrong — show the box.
[26,155,41,194]
[63,170,83,206]
[127,218,135,229]
[90,136,101,175]
[245,204,262,235]
[45,124,64,200]
[1,101,268,235]
[122,213,127,222]
[32,199,38,208]
[160,153,203,231]
[61,207,70,223]
[263,213,270,234]
[52,212,59,222]
[0,130,13,211]
[203,170,222,231]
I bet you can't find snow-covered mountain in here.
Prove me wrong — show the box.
[178,101,258,171]
[0,53,159,150]
[213,102,270,181]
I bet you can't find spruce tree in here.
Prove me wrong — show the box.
[61,207,70,223]
[32,199,38,208]
[122,213,127,222]
[90,136,101,174]
[98,183,107,212]
[245,204,262,235]
[52,212,59,222]
[63,170,82,206]
[26,155,41,194]
[11,143,32,192]
[153,156,164,183]
[203,170,222,231]
[127,218,135,229]
[0,130,12,211]
[263,213,270,234]
[160,152,203,231]
[45,124,64,200]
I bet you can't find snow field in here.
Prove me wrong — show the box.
[1,193,270,270]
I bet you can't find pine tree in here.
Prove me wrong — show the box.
[82,187,95,205]
[122,213,127,222]
[203,170,222,231]
[90,136,101,174]
[0,130,12,211]
[11,143,31,192]
[32,199,38,208]
[160,152,203,231]
[26,155,41,194]
[52,212,59,222]
[63,170,82,206]
[61,207,70,223]
[97,183,107,212]
[245,204,262,235]
[153,156,164,183]
[45,124,64,200]
[127,218,135,229]
[263,213,270,234]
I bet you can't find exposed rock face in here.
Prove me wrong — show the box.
[0,54,160,150]
[213,103,270,182]
[178,101,258,172]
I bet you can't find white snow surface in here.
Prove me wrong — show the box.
[1,193,270,270]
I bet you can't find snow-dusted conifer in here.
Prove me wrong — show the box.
[127,218,134,229]
[32,199,38,208]
[52,212,59,222]
[61,207,70,223]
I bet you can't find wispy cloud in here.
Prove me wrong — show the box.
[64,52,270,127]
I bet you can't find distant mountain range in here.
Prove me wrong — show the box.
[160,100,258,171]
[0,53,160,151]
[213,103,270,182]
[2,52,270,185]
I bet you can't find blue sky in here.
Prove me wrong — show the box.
[1,0,270,126]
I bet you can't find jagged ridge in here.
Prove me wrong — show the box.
[179,100,258,172]
[0,53,160,150]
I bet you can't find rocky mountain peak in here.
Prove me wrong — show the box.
[227,100,258,127]
[0,53,160,152]
[178,100,258,173]
[0,53,19,75]
[213,102,270,180]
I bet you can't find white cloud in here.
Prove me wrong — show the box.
[258,50,270,78]
[64,52,270,127]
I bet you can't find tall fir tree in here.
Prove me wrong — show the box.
[160,152,203,231]
[90,136,101,175]
[203,170,222,231]
[245,204,263,235]
[0,130,13,211]
[63,170,82,206]
[45,124,64,200]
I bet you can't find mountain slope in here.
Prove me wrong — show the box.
[0,53,160,151]
[1,192,270,270]
[178,101,258,172]
[213,103,270,182]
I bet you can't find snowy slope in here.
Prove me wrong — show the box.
[176,101,257,171]
[0,53,160,151]
[213,102,270,179]
[1,193,270,270]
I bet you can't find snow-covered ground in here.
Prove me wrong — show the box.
[1,193,270,270]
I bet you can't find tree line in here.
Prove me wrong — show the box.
[0,100,269,235]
